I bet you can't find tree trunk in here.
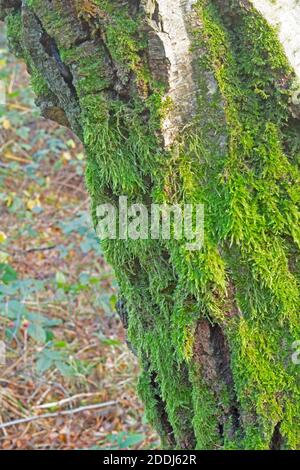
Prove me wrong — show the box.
[1,0,299,450]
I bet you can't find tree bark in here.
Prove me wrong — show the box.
[1,0,300,449]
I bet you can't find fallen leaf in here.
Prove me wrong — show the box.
[2,118,11,130]
[0,231,7,243]
[26,196,41,211]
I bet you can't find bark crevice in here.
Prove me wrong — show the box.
[270,422,284,450]
[194,319,242,441]
[21,5,82,135]
[149,371,176,449]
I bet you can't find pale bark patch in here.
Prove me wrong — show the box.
[145,0,200,146]
[251,0,300,80]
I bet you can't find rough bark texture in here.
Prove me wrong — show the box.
[1,0,300,449]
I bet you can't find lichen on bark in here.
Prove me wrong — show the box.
[1,0,299,449]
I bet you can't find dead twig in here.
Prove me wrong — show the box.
[0,400,117,430]
[33,392,104,410]
[2,245,58,257]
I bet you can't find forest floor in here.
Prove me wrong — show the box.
[0,28,157,450]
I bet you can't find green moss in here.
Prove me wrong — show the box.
[188,0,300,449]
[137,368,174,449]
[189,363,222,450]
[29,66,50,97]
[5,11,23,57]
[25,0,74,49]
[60,46,111,97]
[83,0,300,448]
[5,10,51,99]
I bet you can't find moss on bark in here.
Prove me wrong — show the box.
[1,0,299,449]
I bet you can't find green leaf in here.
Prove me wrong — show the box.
[56,361,74,377]
[28,323,47,343]
[55,271,67,287]
[122,433,145,448]
[0,300,27,320]
[106,432,145,449]
[100,337,122,347]
[36,354,53,374]
[0,263,18,284]
[26,311,62,327]
[53,341,67,349]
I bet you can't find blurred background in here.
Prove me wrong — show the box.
[0,24,157,450]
